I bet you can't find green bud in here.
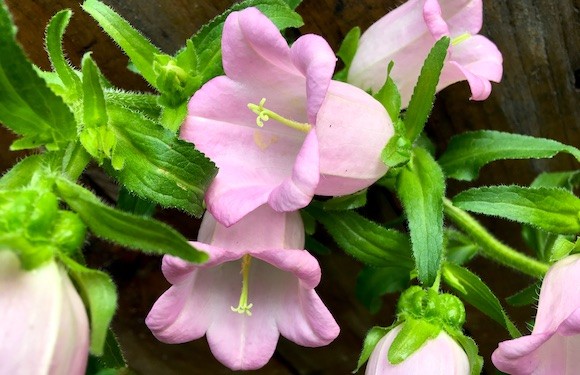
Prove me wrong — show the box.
[52,211,87,254]
[438,293,466,328]
[27,191,59,240]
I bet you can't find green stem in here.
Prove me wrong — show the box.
[443,198,549,278]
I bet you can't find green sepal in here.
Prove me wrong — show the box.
[506,282,540,307]
[51,211,87,255]
[442,262,521,338]
[45,9,82,99]
[354,325,391,373]
[0,154,46,189]
[453,185,580,235]
[82,53,108,129]
[300,209,316,235]
[404,37,450,142]
[0,1,76,150]
[387,319,440,364]
[449,331,483,375]
[105,104,216,216]
[373,61,401,122]
[356,266,410,314]
[82,0,161,87]
[333,26,361,82]
[86,329,127,374]
[59,255,117,356]
[438,131,580,181]
[322,189,367,211]
[381,119,412,168]
[55,178,209,263]
[550,236,579,262]
[307,207,413,268]
[159,102,188,132]
[396,147,445,286]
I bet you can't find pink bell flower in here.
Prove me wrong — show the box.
[492,254,580,374]
[365,324,469,374]
[181,7,393,227]
[348,0,503,107]
[146,205,340,370]
[0,251,89,375]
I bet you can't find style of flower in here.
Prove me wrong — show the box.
[146,205,339,370]
[365,324,469,375]
[0,250,89,375]
[492,254,580,375]
[348,0,503,107]
[181,7,393,227]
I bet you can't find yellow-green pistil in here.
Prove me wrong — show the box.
[248,98,312,133]
[451,32,471,46]
[231,254,254,316]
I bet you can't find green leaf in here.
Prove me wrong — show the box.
[396,147,445,286]
[356,266,410,314]
[307,207,413,268]
[159,102,188,132]
[450,332,483,375]
[0,1,76,149]
[81,53,108,128]
[86,329,126,372]
[281,0,303,9]
[373,61,401,122]
[45,9,82,97]
[55,178,208,263]
[505,282,540,307]
[404,37,449,142]
[333,26,360,82]
[388,319,440,364]
[322,189,367,211]
[445,228,479,265]
[60,255,117,356]
[438,131,580,181]
[106,104,216,216]
[117,187,156,216]
[453,185,580,235]
[82,0,161,87]
[550,236,579,262]
[0,154,45,189]
[304,235,331,255]
[104,89,161,120]
[355,325,391,373]
[442,262,521,338]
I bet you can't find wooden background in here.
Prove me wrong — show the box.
[2,0,579,373]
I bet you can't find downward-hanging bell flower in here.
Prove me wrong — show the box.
[146,205,339,370]
[492,254,580,374]
[0,251,89,375]
[181,7,393,227]
[347,0,503,106]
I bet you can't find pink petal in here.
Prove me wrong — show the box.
[423,0,483,39]
[290,34,336,124]
[314,81,392,195]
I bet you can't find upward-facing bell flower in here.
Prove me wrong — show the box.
[0,250,89,375]
[146,205,339,370]
[492,254,580,374]
[181,7,393,227]
[348,0,503,107]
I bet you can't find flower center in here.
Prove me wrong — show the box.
[247,98,312,133]
[230,254,253,316]
[451,32,471,46]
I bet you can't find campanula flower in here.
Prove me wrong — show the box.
[0,251,89,375]
[492,254,580,375]
[181,7,393,227]
[348,0,503,106]
[146,205,339,370]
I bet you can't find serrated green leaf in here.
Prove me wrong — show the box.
[453,186,580,235]
[308,207,413,268]
[334,26,360,82]
[438,131,580,181]
[531,170,580,189]
[356,266,410,314]
[82,0,161,87]
[45,9,81,97]
[82,53,108,128]
[117,187,156,216]
[323,189,367,211]
[388,319,440,364]
[404,37,449,142]
[355,325,391,373]
[505,282,540,307]
[106,104,216,216]
[0,1,76,149]
[60,255,117,356]
[159,102,188,132]
[450,332,483,375]
[396,147,445,286]
[281,0,302,9]
[442,262,521,338]
[55,178,208,263]
[104,89,161,120]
